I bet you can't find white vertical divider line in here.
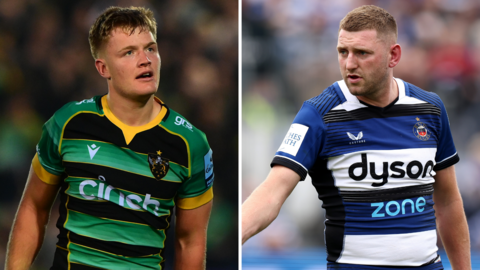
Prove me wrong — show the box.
[238,0,243,269]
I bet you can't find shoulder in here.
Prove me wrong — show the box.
[50,96,103,124]
[404,81,444,108]
[161,107,210,153]
[45,96,103,133]
[295,83,344,122]
[304,83,344,116]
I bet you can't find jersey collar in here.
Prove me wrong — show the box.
[101,95,167,145]
[336,77,406,111]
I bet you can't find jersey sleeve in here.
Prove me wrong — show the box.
[33,115,64,185]
[433,99,459,170]
[271,102,325,180]
[176,132,214,209]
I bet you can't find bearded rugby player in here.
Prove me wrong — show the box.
[243,5,470,270]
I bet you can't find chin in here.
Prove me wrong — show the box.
[135,84,158,95]
[346,85,363,96]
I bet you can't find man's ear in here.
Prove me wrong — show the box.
[388,44,401,68]
[95,58,111,80]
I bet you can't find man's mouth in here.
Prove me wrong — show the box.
[347,74,362,83]
[136,72,153,79]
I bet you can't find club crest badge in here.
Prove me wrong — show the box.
[148,150,170,180]
[413,117,430,141]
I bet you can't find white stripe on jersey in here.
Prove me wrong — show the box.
[437,151,458,165]
[335,80,367,112]
[334,78,413,111]
[338,230,438,266]
[273,155,308,172]
[337,78,407,102]
[396,96,428,105]
[327,148,437,191]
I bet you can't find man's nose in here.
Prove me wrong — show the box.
[139,51,151,66]
[345,53,358,71]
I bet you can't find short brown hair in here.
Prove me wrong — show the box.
[88,6,157,59]
[339,5,397,43]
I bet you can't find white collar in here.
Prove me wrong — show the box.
[336,77,405,110]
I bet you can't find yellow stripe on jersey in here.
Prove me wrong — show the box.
[176,187,213,209]
[32,153,62,185]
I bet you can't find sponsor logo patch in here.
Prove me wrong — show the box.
[174,116,193,132]
[371,197,426,218]
[204,149,214,187]
[148,150,170,180]
[76,175,162,216]
[348,153,434,187]
[347,131,366,144]
[278,124,309,156]
[87,144,100,160]
[76,97,95,105]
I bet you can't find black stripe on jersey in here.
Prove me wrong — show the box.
[63,113,127,147]
[51,247,69,270]
[434,153,459,171]
[63,114,189,168]
[323,103,441,124]
[67,196,170,230]
[340,184,434,202]
[55,181,70,250]
[69,231,161,257]
[271,156,308,181]
[161,104,171,121]
[65,162,181,200]
[70,262,106,270]
[127,125,188,168]
[309,158,345,262]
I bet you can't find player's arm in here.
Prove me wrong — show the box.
[5,165,61,270]
[242,165,300,244]
[174,200,212,270]
[433,165,471,269]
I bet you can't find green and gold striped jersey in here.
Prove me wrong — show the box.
[33,95,214,269]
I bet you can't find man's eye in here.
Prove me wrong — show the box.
[125,51,132,55]
[360,51,367,55]
[147,47,154,52]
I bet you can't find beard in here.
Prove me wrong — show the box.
[342,61,390,99]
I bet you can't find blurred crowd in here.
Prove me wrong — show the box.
[0,0,238,269]
[243,0,480,253]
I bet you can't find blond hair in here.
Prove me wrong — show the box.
[88,6,157,59]
[339,5,397,43]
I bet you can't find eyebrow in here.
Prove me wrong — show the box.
[118,41,157,53]
[336,45,373,53]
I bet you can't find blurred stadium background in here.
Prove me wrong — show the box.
[0,0,238,269]
[242,0,480,269]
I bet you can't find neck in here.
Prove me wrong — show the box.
[357,77,398,107]
[106,91,161,126]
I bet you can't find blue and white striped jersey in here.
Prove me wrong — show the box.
[272,78,458,268]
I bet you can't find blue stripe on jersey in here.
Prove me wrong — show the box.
[327,261,443,270]
[321,115,439,158]
[407,83,442,108]
[343,195,435,235]
[406,84,459,166]
[306,86,343,115]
